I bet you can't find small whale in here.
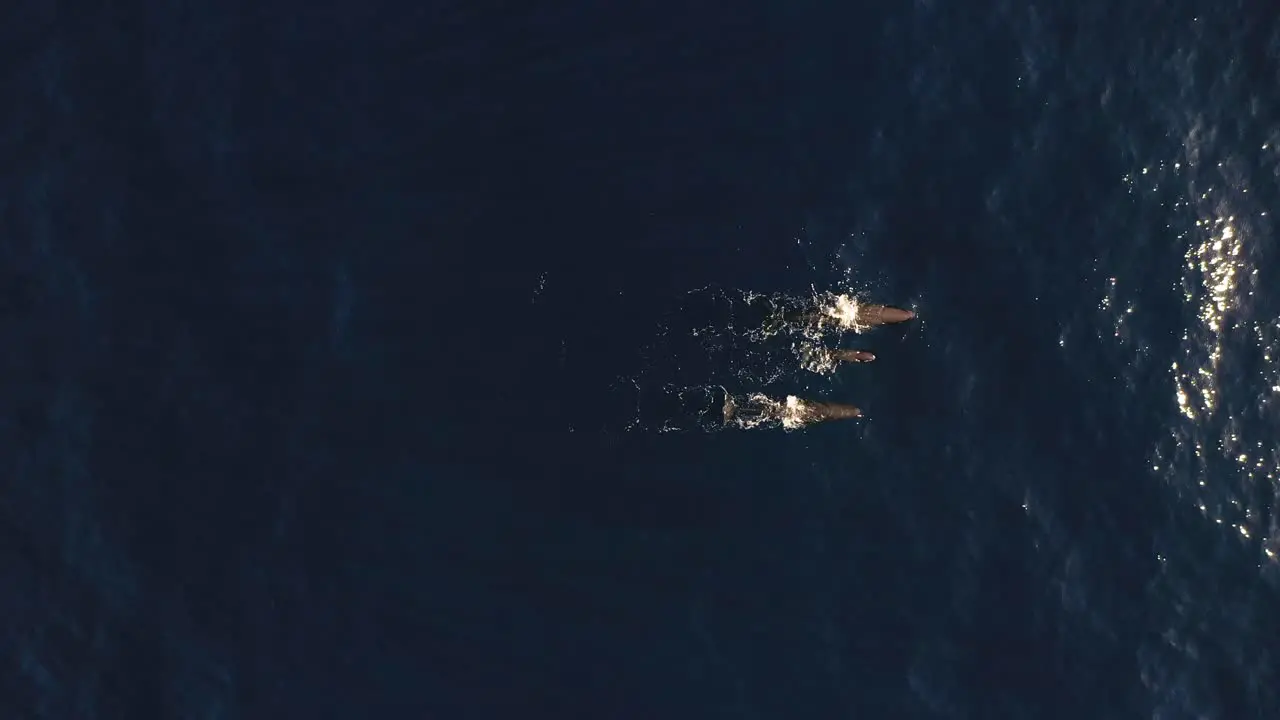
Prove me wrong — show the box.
[831,349,876,363]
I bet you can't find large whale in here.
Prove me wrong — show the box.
[723,392,863,428]
[786,302,915,333]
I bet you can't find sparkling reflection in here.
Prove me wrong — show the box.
[1117,147,1280,576]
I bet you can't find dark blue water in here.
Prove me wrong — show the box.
[4,1,1279,717]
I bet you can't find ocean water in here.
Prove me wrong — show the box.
[3,1,1279,718]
